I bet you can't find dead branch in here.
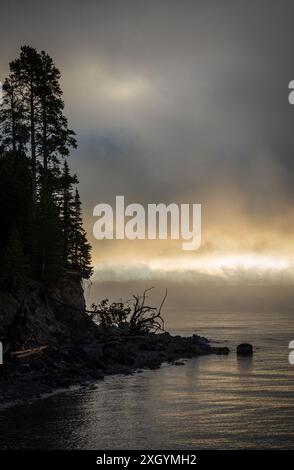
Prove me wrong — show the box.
[129,288,167,334]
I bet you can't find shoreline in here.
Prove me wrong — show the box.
[0,358,188,411]
[0,331,229,408]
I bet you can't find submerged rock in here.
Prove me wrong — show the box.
[237,343,253,356]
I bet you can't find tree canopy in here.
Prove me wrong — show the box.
[0,46,93,281]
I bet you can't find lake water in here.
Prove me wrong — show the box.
[0,306,293,449]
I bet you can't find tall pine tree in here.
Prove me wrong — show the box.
[33,186,64,281]
[9,46,41,202]
[69,189,93,279]
[0,46,92,281]
[0,76,28,153]
[59,160,78,267]
[37,50,77,179]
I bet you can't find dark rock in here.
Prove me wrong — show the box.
[237,343,253,356]
[55,378,71,388]
[0,273,232,407]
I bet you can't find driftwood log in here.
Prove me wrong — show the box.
[10,345,47,359]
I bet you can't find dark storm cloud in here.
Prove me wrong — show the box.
[1,0,294,252]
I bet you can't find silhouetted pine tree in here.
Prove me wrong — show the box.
[0,77,29,153]
[0,46,92,281]
[69,189,93,279]
[9,46,41,202]
[8,46,76,197]
[59,160,78,267]
[33,186,64,281]
[37,50,77,178]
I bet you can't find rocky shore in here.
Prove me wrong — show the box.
[0,275,229,406]
[0,331,229,406]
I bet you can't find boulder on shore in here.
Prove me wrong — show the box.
[237,343,253,356]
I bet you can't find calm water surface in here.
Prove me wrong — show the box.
[0,308,293,449]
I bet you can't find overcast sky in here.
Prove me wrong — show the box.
[1,0,294,284]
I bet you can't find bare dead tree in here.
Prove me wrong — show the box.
[129,288,167,334]
[86,288,168,335]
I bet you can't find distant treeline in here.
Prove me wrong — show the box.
[0,46,93,281]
